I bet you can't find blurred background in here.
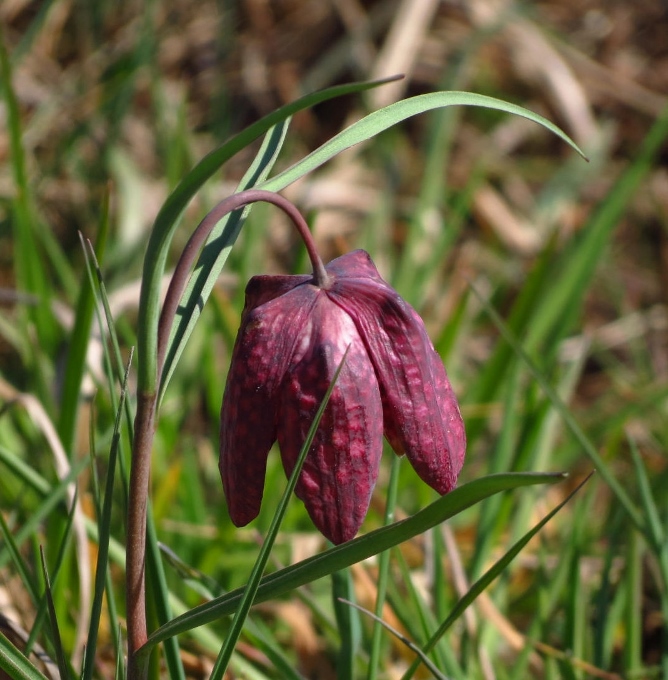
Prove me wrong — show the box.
[1,1,668,678]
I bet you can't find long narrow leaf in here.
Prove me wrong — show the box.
[58,190,110,455]
[401,473,593,679]
[0,457,89,571]
[0,632,49,680]
[38,547,70,680]
[81,351,133,680]
[159,120,290,400]
[259,91,585,195]
[142,471,565,651]
[471,284,645,533]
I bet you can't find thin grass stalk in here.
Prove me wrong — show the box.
[401,474,592,679]
[207,350,349,678]
[341,599,449,680]
[26,488,80,663]
[332,567,360,680]
[471,283,645,532]
[367,454,401,680]
[38,547,70,680]
[58,192,110,455]
[81,352,132,680]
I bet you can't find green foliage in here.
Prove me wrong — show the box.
[1,5,667,679]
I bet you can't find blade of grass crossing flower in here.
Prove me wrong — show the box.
[367,454,401,680]
[401,473,592,679]
[38,546,71,680]
[159,119,290,401]
[0,632,49,680]
[142,471,565,651]
[208,348,350,679]
[82,351,133,680]
[471,283,645,534]
[138,76,401,394]
[340,599,449,680]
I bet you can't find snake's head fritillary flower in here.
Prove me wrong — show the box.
[219,247,466,545]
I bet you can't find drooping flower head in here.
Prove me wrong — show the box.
[220,231,465,544]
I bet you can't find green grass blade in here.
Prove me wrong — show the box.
[0,512,40,608]
[0,446,50,496]
[145,504,186,680]
[0,24,57,355]
[159,120,290,400]
[25,486,80,660]
[0,457,89,571]
[522,106,668,361]
[392,547,452,674]
[0,631,49,680]
[472,283,645,533]
[38,547,71,680]
[628,436,664,551]
[137,76,400,394]
[340,599,449,680]
[401,474,592,679]
[367,455,401,680]
[142,471,565,651]
[58,194,111,455]
[624,532,643,674]
[331,567,360,680]
[259,91,586,195]
[81,351,132,680]
[207,348,348,678]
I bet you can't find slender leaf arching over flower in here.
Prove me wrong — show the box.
[219,198,466,544]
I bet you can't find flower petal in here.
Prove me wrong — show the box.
[326,251,465,494]
[277,293,383,544]
[219,277,318,526]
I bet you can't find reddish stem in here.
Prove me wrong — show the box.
[127,190,327,679]
[157,188,329,377]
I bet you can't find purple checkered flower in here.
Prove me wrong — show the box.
[220,246,465,545]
